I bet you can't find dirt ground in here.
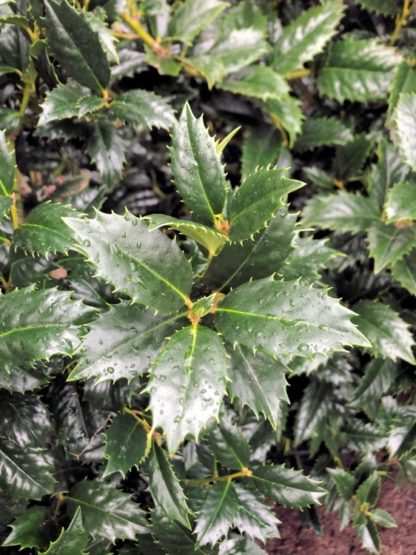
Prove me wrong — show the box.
[266,479,416,555]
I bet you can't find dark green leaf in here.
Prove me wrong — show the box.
[151,509,208,555]
[265,95,304,147]
[387,62,416,121]
[171,103,227,224]
[148,444,191,528]
[368,508,396,528]
[69,481,148,542]
[356,473,380,505]
[147,325,228,453]
[241,127,288,180]
[86,121,125,185]
[394,93,416,171]
[220,66,289,101]
[43,0,110,91]
[0,129,15,196]
[111,90,175,130]
[327,468,356,500]
[295,117,353,151]
[70,302,182,382]
[216,277,369,358]
[0,287,91,373]
[355,0,399,16]
[41,507,88,555]
[65,211,193,313]
[208,419,251,470]
[392,249,416,295]
[3,506,50,549]
[367,221,416,273]
[385,181,416,222]
[353,300,415,364]
[168,0,228,43]
[103,413,148,477]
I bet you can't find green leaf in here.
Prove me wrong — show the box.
[65,211,193,313]
[250,464,326,508]
[148,444,191,528]
[70,302,182,382]
[0,195,11,221]
[208,419,251,470]
[146,214,228,257]
[273,2,345,75]
[69,481,148,542]
[0,439,55,500]
[219,537,268,555]
[111,90,175,130]
[43,0,110,91]
[227,346,288,429]
[186,29,268,88]
[0,287,91,373]
[203,210,296,290]
[394,93,416,171]
[353,300,415,364]
[366,139,409,209]
[171,103,227,224]
[85,8,118,64]
[296,117,353,151]
[103,413,148,477]
[0,65,21,77]
[193,481,238,546]
[334,134,372,181]
[220,66,289,101]
[294,380,332,445]
[368,508,397,528]
[241,127,287,180]
[3,506,50,549]
[216,277,369,358]
[147,325,228,453]
[367,221,416,273]
[229,168,302,242]
[38,82,104,126]
[41,508,88,555]
[354,0,399,16]
[151,509,208,555]
[0,129,15,196]
[168,0,228,43]
[387,62,416,121]
[303,192,379,233]
[392,250,416,295]
[13,202,80,255]
[265,95,304,147]
[318,38,401,103]
[357,521,380,554]
[352,359,396,410]
[279,236,341,282]
[86,121,125,185]
[327,468,356,500]
[356,473,380,505]
[385,181,416,222]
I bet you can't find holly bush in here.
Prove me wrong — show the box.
[0,1,415,554]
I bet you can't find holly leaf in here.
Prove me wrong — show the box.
[367,221,416,273]
[69,302,183,383]
[215,277,369,358]
[103,413,148,477]
[38,82,104,126]
[354,0,399,16]
[3,506,50,549]
[250,465,326,508]
[385,181,416,223]
[111,90,175,130]
[353,300,415,364]
[0,439,55,500]
[303,192,379,233]
[13,202,81,255]
[147,325,228,453]
[0,287,91,373]
[194,480,279,546]
[241,127,287,180]
[86,121,125,185]
[207,418,251,470]
[228,168,303,242]
[148,444,191,528]
[64,211,193,313]
[69,481,148,542]
[146,213,228,257]
[40,507,88,555]
[327,468,356,500]
[366,139,409,209]
[387,62,416,121]
[0,128,15,196]
[264,95,304,147]
[294,380,332,445]
[318,38,401,103]
[227,346,288,429]
[0,196,11,221]
[43,0,110,91]
[151,509,209,555]
[220,66,289,101]
[168,0,228,43]
[394,93,416,171]
[368,509,397,528]
[273,2,345,75]
[392,250,416,295]
[203,210,296,290]
[295,117,353,151]
[171,103,227,224]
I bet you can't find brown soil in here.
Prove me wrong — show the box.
[266,479,416,555]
